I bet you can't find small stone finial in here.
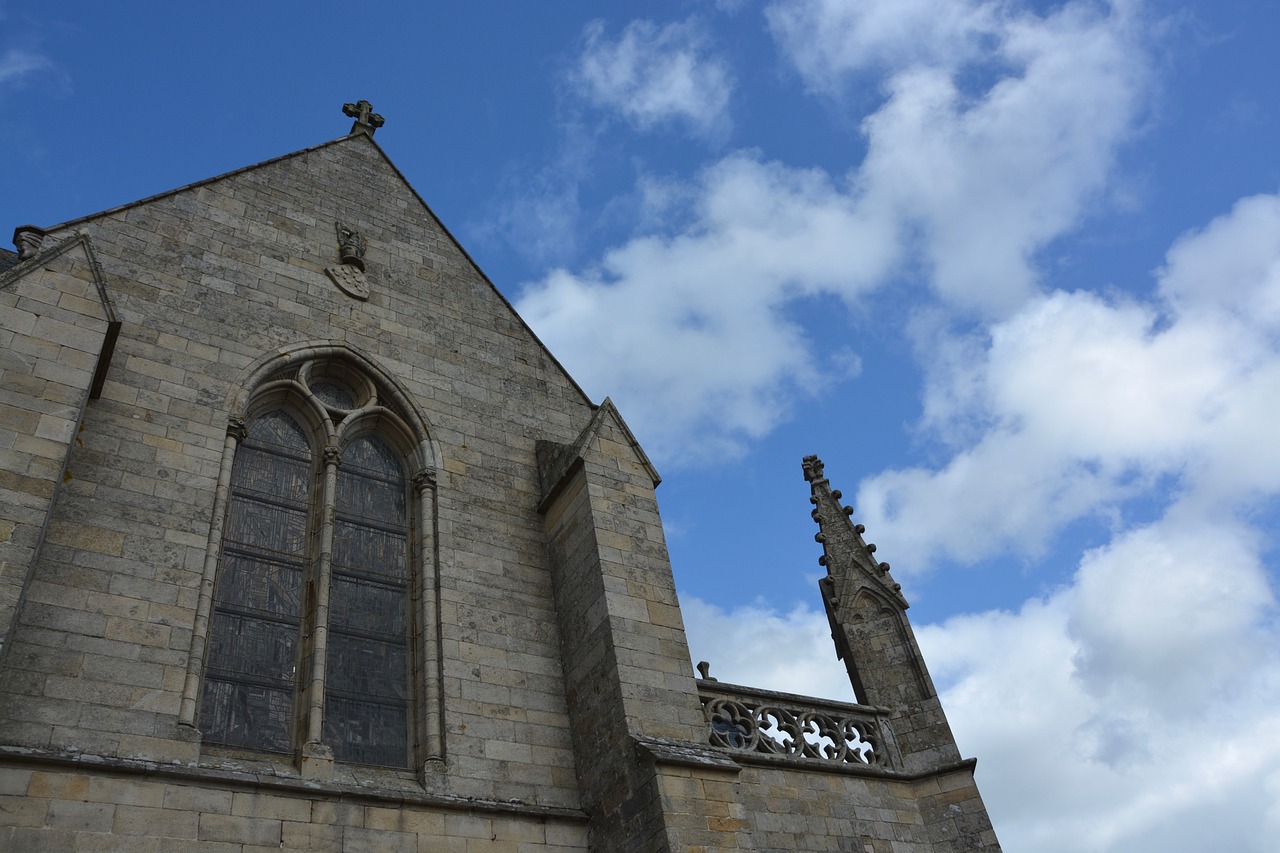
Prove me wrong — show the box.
[13,225,47,260]
[696,661,717,681]
[335,221,368,271]
[342,99,385,136]
[802,454,825,483]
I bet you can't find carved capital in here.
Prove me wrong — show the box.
[323,445,342,467]
[227,416,248,443]
[412,469,436,492]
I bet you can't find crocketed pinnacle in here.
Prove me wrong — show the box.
[803,454,908,610]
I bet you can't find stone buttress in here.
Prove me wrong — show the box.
[537,400,756,852]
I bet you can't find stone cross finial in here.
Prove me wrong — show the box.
[802,454,825,483]
[342,100,385,136]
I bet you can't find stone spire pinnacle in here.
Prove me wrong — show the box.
[342,100,385,136]
[803,454,907,611]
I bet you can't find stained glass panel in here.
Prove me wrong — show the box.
[206,611,299,682]
[232,446,310,503]
[200,409,310,754]
[213,554,303,617]
[336,474,405,522]
[327,632,409,700]
[326,434,410,767]
[311,380,355,410]
[333,520,406,580]
[225,497,309,556]
[201,679,294,755]
[323,695,408,768]
[330,574,407,638]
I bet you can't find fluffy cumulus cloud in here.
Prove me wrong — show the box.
[766,0,1000,84]
[778,0,1150,312]
[918,515,1280,852]
[518,154,894,463]
[859,193,1280,570]
[520,0,1151,463]
[570,18,734,139]
[681,596,857,702]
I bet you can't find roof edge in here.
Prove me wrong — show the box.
[41,131,595,410]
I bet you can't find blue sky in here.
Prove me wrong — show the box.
[4,1,1280,849]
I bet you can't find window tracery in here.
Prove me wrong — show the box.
[188,353,437,772]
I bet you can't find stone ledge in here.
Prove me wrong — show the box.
[632,735,741,774]
[721,747,979,782]
[696,677,893,717]
[0,745,588,823]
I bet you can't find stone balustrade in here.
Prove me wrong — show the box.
[697,680,899,769]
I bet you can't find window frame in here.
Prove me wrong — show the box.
[179,350,443,779]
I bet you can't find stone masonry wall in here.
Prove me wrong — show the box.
[0,134,594,811]
[0,763,588,852]
[728,763,998,853]
[0,239,115,667]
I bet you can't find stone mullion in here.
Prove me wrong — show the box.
[413,469,444,773]
[179,416,246,730]
[300,445,340,775]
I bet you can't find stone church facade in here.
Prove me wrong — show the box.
[0,105,1001,851]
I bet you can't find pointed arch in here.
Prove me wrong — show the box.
[182,343,444,775]
[230,340,440,474]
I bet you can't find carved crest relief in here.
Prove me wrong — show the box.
[325,220,371,300]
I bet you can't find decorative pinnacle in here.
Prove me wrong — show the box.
[803,453,909,610]
[343,100,385,136]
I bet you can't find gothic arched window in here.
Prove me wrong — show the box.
[191,355,437,771]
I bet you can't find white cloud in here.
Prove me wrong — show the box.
[858,193,1280,570]
[919,513,1280,852]
[521,0,1152,465]
[766,0,998,86]
[681,594,855,701]
[843,0,1150,313]
[570,18,734,139]
[517,153,897,464]
[0,47,51,88]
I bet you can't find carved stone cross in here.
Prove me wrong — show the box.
[342,100,385,136]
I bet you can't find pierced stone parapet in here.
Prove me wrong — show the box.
[698,681,899,769]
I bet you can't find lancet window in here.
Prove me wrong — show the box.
[190,355,438,770]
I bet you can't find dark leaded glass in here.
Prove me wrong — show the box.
[325,435,410,767]
[333,519,406,580]
[323,695,408,769]
[311,380,356,410]
[200,411,310,754]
